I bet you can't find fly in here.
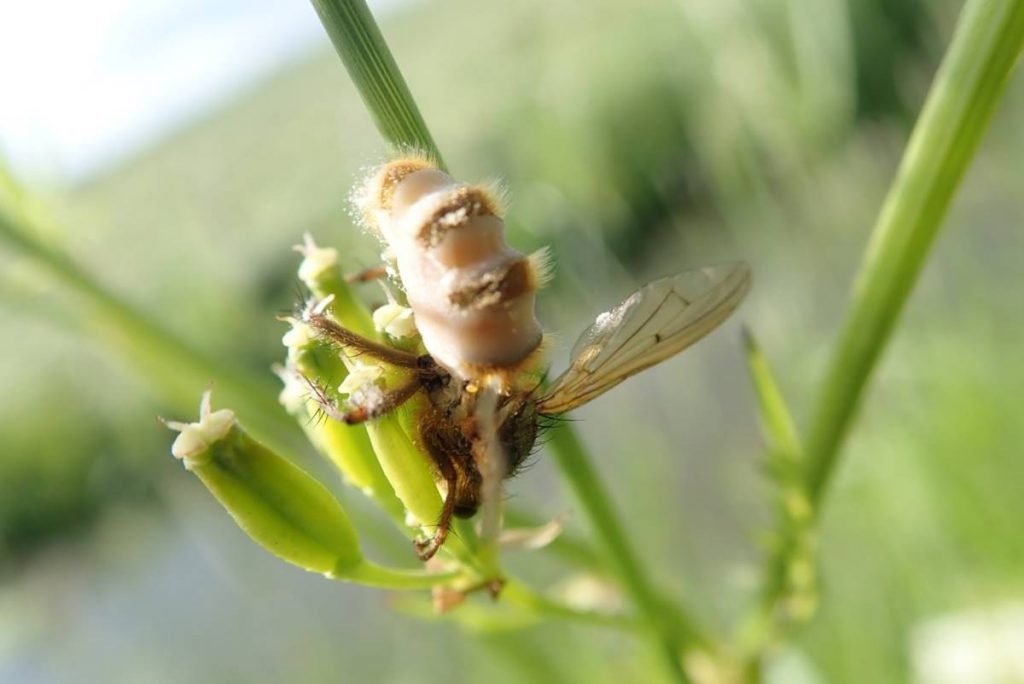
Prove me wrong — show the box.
[302,157,751,561]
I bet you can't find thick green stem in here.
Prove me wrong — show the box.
[309,0,445,168]
[741,0,1024,665]
[803,0,1024,504]
[340,561,459,589]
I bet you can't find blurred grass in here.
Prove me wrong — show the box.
[2,0,1023,681]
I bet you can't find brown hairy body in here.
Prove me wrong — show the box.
[417,376,539,521]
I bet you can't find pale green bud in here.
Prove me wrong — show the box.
[372,303,417,340]
[166,392,363,576]
[294,232,375,338]
[294,232,340,291]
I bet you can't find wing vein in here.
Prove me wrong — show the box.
[538,263,750,414]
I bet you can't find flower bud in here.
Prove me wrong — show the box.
[294,233,375,338]
[287,234,471,560]
[373,303,417,340]
[366,410,443,529]
[276,322,407,524]
[294,232,340,291]
[166,392,363,575]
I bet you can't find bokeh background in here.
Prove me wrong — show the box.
[2,0,1022,682]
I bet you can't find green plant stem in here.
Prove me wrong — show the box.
[741,0,1024,664]
[739,327,811,656]
[0,206,307,459]
[393,581,640,633]
[309,0,445,168]
[548,426,703,683]
[803,0,1024,504]
[341,561,460,589]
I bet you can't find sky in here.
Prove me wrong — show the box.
[0,0,395,184]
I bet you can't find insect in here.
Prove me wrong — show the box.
[303,157,751,561]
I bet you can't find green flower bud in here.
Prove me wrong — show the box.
[372,302,417,340]
[294,232,340,291]
[288,237,477,563]
[166,392,363,576]
[365,409,443,529]
[294,233,375,338]
[276,320,407,525]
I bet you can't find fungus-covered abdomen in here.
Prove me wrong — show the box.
[359,158,546,382]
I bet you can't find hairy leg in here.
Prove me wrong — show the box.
[346,264,389,284]
[305,374,422,425]
[414,453,458,562]
[304,310,422,369]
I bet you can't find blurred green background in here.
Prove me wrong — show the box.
[2,0,1023,681]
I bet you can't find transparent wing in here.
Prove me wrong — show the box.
[537,262,751,414]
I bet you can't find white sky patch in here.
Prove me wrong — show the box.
[0,0,400,184]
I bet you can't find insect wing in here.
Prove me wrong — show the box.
[537,262,751,414]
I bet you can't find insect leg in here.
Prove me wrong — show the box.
[304,311,422,369]
[414,455,458,561]
[345,264,389,284]
[305,374,422,425]
[472,385,506,547]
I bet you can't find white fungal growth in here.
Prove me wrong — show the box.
[358,157,549,386]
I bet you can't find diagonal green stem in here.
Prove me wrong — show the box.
[309,0,446,168]
[341,561,460,589]
[740,0,1024,667]
[548,426,703,683]
[0,205,308,459]
[803,0,1024,504]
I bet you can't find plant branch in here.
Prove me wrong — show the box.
[547,426,705,682]
[0,205,308,459]
[740,0,1024,665]
[394,580,640,633]
[341,561,461,589]
[803,0,1024,504]
[309,0,445,168]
